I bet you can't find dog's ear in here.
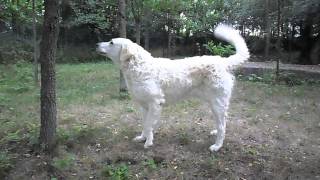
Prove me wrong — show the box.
[119,44,138,62]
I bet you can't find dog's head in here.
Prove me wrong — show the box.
[97,38,149,66]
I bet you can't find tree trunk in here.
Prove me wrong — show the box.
[135,20,141,45]
[240,24,244,37]
[168,29,172,57]
[32,0,38,84]
[288,24,295,62]
[39,0,60,152]
[118,0,126,38]
[144,29,150,50]
[118,0,127,92]
[143,9,151,51]
[264,0,271,59]
[275,0,282,82]
[11,0,19,35]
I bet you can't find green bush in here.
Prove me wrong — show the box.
[204,41,235,57]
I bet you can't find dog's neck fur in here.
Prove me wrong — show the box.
[119,46,153,75]
[120,54,154,89]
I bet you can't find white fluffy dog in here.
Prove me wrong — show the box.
[97,24,249,152]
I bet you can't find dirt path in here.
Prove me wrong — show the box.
[243,61,320,73]
[239,61,320,80]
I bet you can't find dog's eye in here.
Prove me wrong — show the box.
[110,41,114,45]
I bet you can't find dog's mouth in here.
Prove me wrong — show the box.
[96,47,107,56]
[96,43,105,54]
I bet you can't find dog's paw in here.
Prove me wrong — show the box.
[133,135,146,142]
[144,141,153,149]
[209,144,222,152]
[210,130,218,135]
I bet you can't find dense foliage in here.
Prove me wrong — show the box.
[0,0,319,64]
[204,41,235,57]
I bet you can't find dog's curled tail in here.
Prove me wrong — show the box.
[214,24,250,67]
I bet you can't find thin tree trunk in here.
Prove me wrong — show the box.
[264,0,271,59]
[166,12,172,58]
[288,24,295,62]
[119,0,126,38]
[275,0,283,82]
[144,29,150,50]
[240,24,244,37]
[32,0,38,84]
[143,9,151,51]
[39,0,60,152]
[11,0,19,35]
[135,20,141,45]
[168,29,172,57]
[118,0,127,92]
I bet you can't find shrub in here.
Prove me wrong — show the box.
[204,41,235,57]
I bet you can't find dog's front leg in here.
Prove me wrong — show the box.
[142,102,162,148]
[133,106,148,142]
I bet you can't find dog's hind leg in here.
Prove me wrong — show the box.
[209,96,230,152]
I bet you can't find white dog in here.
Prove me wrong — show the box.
[97,24,249,152]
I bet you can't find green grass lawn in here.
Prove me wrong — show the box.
[1,62,319,179]
[0,62,119,139]
[0,62,125,178]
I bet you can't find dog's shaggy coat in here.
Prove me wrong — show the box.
[97,24,249,152]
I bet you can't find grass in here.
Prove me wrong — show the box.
[56,62,119,105]
[0,62,319,179]
[0,62,123,177]
[143,158,158,170]
[101,164,130,180]
[52,152,76,171]
[177,130,191,145]
[0,151,14,177]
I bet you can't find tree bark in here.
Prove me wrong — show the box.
[118,0,127,92]
[168,29,172,57]
[264,0,271,58]
[135,20,141,45]
[288,24,295,62]
[144,29,150,50]
[143,9,151,51]
[32,0,38,84]
[39,0,60,152]
[119,0,126,38]
[275,0,282,82]
[11,0,19,35]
